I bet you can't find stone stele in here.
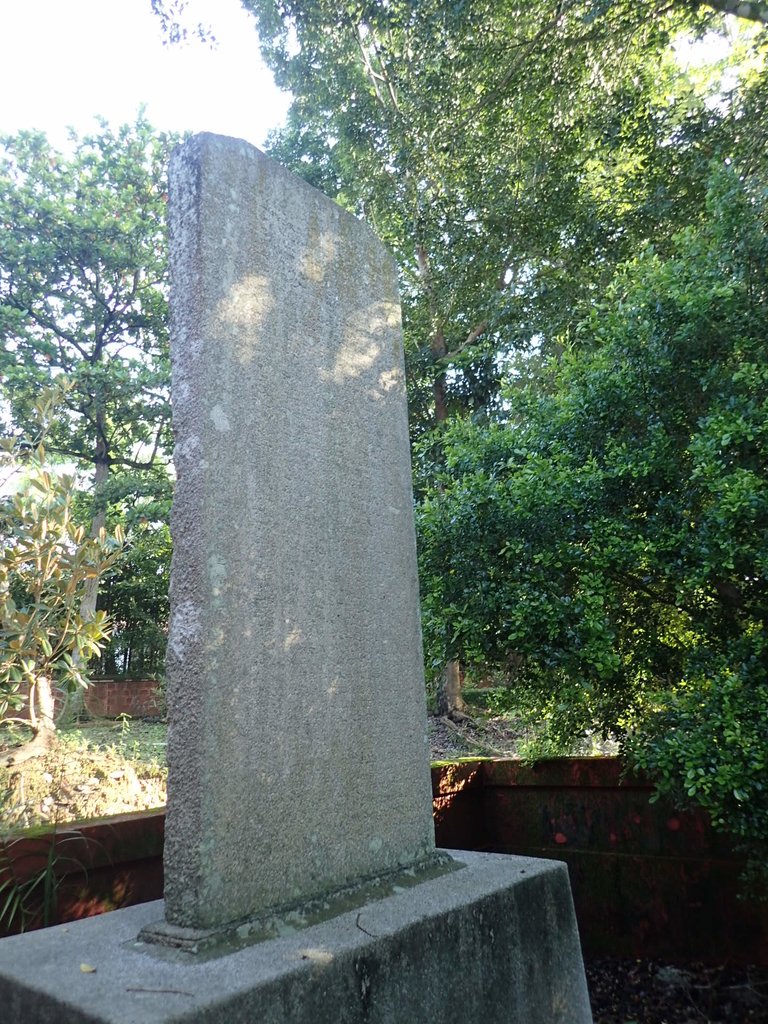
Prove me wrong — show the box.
[0,135,593,1024]
[159,132,438,934]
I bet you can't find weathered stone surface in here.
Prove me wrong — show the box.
[0,852,593,1024]
[164,134,435,930]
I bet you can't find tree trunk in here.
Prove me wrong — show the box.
[436,659,467,720]
[416,244,468,718]
[3,677,57,766]
[432,364,450,423]
[430,340,466,715]
[80,450,109,621]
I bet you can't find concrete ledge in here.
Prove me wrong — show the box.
[0,851,592,1024]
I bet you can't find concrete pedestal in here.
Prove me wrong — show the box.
[0,852,592,1023]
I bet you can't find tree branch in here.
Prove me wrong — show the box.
[438,321,489,364]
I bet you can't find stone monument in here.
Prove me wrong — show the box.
[157,131,440,938]
[0,135,593,1024]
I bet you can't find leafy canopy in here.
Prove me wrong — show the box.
[0,116,176,498]
[0,117,179,677]
[417,165,768,857]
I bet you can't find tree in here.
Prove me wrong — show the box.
[94,521,171,679]
[0,116,175,518]
[244,0,665,427]
[0,116,178,676]
[0,393,123,764]
[241,0,761,418]
[239,0,766,711]
[417,165,768,864]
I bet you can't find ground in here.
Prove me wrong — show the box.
[1,711,609,829]
[0,720,167,830]
[427,709,619,760]
[1,715,767,1022]
[584,957,768,1023]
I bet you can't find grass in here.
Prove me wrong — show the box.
[57,717,167,770]
[0,718,167,832]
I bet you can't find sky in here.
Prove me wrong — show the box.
[0,0,291,150]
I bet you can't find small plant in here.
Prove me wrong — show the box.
[115,712,132,739]
[0,389,124,764]
[0,771,104,935]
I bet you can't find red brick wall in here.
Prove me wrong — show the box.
[6,679,165,723]
[84,679,165,719]
[0,810,165,937]
[433,758,768,965]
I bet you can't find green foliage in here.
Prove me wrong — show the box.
[244,0,742,441]
[627,636,768,838]
[0,116,175,478]
[461,686,518,715]
[0,394,123,719]
[417,166,768,857]
[0,116,178,678]
[95,522,171,678]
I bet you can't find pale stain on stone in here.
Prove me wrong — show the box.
[300,225,338,283]
[209,404,231,432]
[283,625,303,651]
[377,367,403,395]
[207,555,228,598]
[321,339,381,384]
[168,599,201,661]
[216,274,275,365]
[296,948,334,965]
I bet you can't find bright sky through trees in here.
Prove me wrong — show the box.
[1,0,290,149]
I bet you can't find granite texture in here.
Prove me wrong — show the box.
[0,852,593,1024]
[165,134,435,930]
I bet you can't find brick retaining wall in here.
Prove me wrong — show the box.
[2,758,766,964]
[83,679,165,719]
[7,679,165,724]
[434,758,768,964]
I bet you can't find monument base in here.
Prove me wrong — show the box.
[136,850,459,955]
[0,851,593,1024]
